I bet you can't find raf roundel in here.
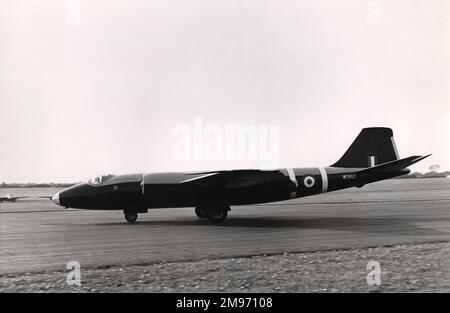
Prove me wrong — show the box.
[303,175,315,188]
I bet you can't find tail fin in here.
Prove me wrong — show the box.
[331,127,400,168]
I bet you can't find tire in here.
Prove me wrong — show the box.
[124,211,138,223]
[207,208,228,222]
[195,207,208,219]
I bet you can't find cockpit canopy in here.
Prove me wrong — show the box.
[88,174,114,185]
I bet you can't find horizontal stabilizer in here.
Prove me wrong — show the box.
[358,154,431,175]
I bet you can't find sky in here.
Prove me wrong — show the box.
[1,0,449,183]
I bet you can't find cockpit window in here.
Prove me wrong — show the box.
[88,174,114,185]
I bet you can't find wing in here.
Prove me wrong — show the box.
[181,169,282,190]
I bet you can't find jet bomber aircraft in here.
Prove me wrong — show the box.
[51,128,430,223]
[0,194,29,202]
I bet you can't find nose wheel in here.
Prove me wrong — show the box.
[124,211,138,223]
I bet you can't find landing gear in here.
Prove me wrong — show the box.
[195,202,230,222]
[207,207,229,222]
[124,211,138,223]
[195,207,208,219]
[123,208,148,223]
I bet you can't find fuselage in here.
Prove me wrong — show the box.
[53,166,409,211]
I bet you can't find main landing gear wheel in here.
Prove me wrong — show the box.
[124,211,138,223]
[207,207,229,222]
[195,207,208,219]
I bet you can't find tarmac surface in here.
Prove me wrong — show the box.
[1,178,449,279]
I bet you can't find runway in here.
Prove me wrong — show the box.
[1,178,449,276]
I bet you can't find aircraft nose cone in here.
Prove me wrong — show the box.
[51,192,60,205]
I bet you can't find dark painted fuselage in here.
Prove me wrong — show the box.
[56,167,409,211]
